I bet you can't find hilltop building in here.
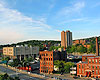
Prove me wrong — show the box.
[3,46,39,60]
[61,30,72,48]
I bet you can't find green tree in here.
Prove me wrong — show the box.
[54,60,75,73]
[77,45,87,53]
[4,56,10,61]
[87,44,95,53]
[64,62,75,73]
[0,73,20,80]
[9,58,21,67]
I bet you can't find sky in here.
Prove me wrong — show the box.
[0,0,100,44]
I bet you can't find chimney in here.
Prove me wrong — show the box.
[96,37,99,56]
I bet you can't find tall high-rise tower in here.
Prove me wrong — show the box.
[61,30,72,48]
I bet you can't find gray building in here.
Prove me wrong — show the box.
[3,46,39,61]
[15,46,39,60]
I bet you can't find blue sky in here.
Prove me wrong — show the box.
[0,0,100,44]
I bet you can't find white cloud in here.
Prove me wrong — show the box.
[0,1,52,44]
[60,18,87,24]
[57,1,85,17]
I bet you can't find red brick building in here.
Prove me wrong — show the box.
[73,39,91,49]
[82,54,95,62]
[77,37,100,78]
[77,56,100,78]
[39,50,67,74]
[73,39,86,45]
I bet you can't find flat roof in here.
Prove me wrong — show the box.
[77,61,87,64]
[82,54,95,56]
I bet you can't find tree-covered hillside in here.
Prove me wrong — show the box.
[0,40,61,51]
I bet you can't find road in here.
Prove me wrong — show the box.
[0,65,45,80]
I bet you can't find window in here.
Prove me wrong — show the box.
[46,54,48,56]
[89,65,91,69]
[92,59,94,63]
[51,54,52,56]
[82,65,84,68]
[96,70,98,74]
[79,69,81,73]
[49,58,50,61]
[96,59,97,63]
[9,49,12,51]
[82,69,84,73]
[99,60,100,63]
[51,58,52,61]
[93,71,94,74]
[92,66,94,69]
[9,52,12,54]
[4,49,6,51]
[79,65,81,68]
[89,59,91,63]
[47,70,48,73]
[96,66,98,69]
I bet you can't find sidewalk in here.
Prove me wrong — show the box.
[0,64,48,80]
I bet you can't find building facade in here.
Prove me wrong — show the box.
[61,30,72,48]
[39,50,67,74]
[3,46,39,60]
[77,37,100,78]
[77,56,100,78]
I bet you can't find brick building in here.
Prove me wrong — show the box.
[73,39,87,45]
[77,56,100,78]
[39,50,67,74]
[82,54,95,62]
[77,37,100,78]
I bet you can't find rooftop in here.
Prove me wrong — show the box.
[77,61,87,64]
[82,54,95,56]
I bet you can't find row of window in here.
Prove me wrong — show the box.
[41,70,52,73]
[89,59,100,64]
[79,65,100,69]
[41,58,53,61]
[3,52,12,54]
[41,66,53,69]
[79,69,100,75]
[41,62,53,65]
[79,64,85,68]
[3,49,12,51]
[41,54,52,56]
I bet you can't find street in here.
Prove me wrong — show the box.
[0,65,45,80]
